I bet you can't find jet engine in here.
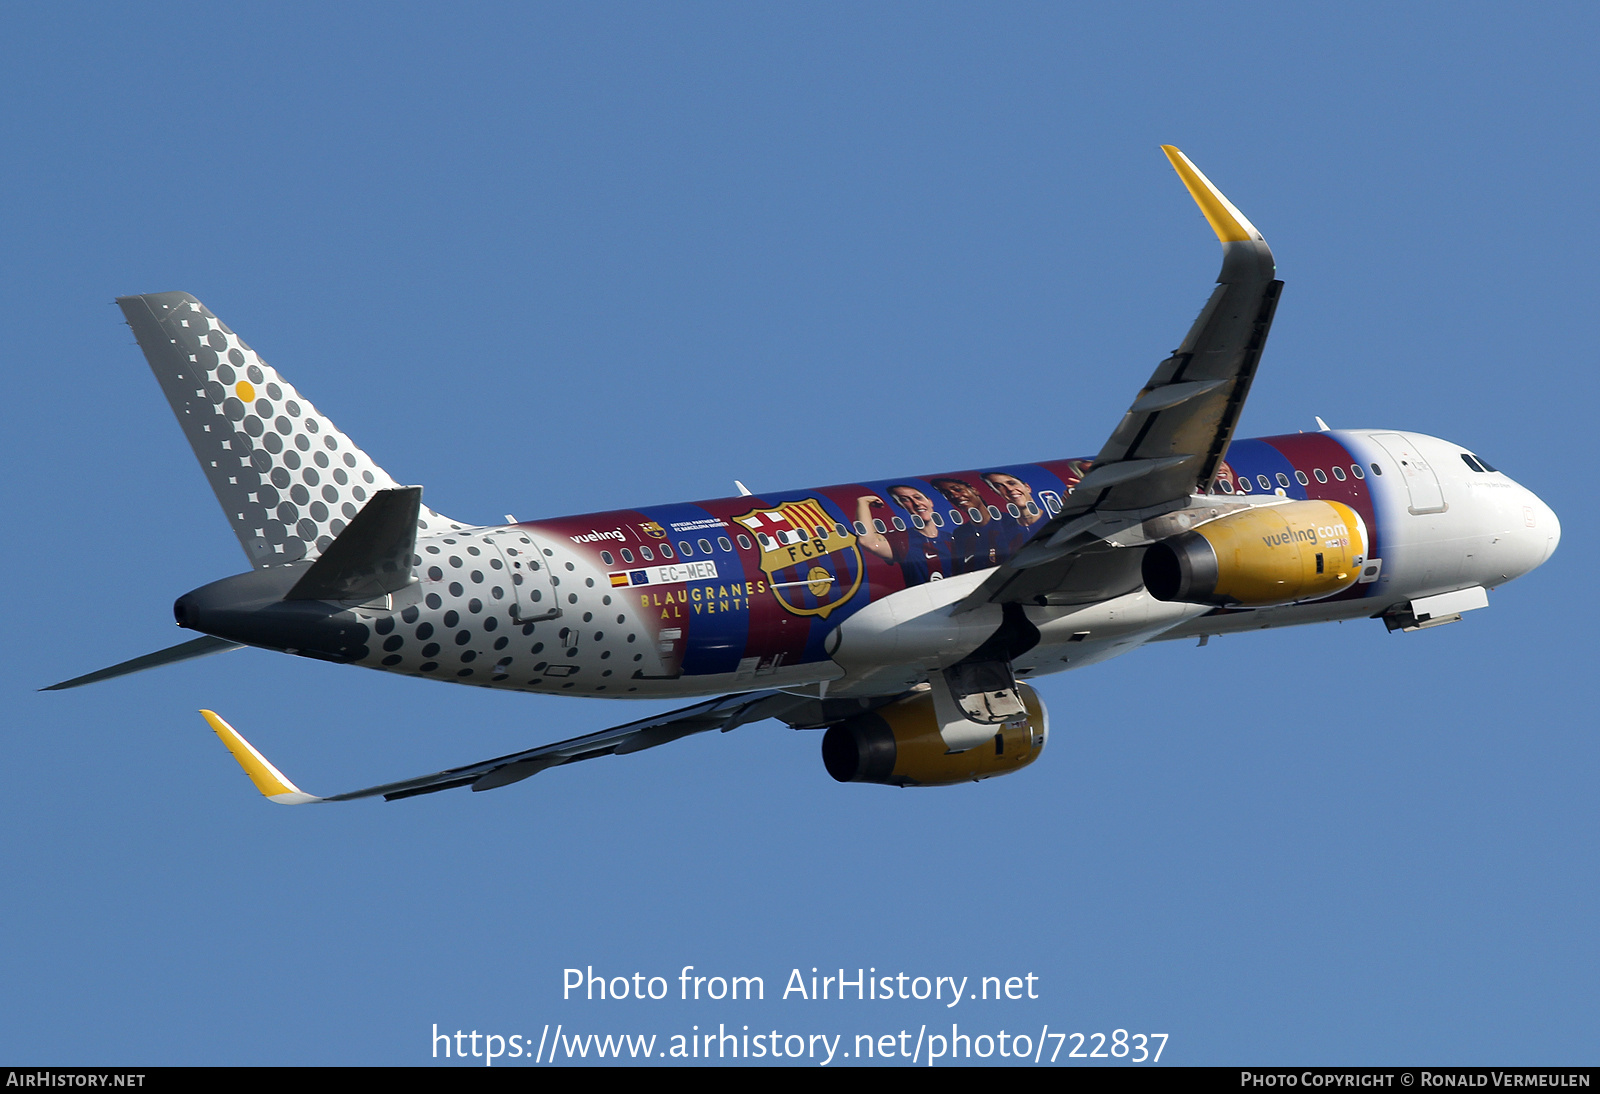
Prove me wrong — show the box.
[1141,499,1368,607]
[821,683,1048,787]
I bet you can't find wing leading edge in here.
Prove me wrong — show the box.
[958,146,1282,610]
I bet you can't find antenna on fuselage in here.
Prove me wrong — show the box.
[1314,416,1331,431]
[734,480,753,496]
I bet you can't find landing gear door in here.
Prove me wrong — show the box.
[1371,433,1447,514]
[485,530,561,622]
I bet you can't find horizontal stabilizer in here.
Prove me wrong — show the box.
[42,635,243,691]
[284,487,422,602]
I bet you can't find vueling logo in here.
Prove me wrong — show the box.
[1262,521,1349,549]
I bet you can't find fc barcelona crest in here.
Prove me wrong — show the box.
[734,499,863,619]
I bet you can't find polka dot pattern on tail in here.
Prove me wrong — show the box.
[121,293,458,569]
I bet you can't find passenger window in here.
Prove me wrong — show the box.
[1369,463,1382,476]
[660,543,675,559]
[1007,503,1021,517]
[1331,466,1346,481]
[678,541,694,556]
[853,521,868,535]
[737,534,752,550]
[1219,479,1235,494]
[1294,471,1309,486]
[620,548,635,563]
[968,507,983,522]
[1025,502,1039,516]
[1257,475,1271,491]
[834,522,849,537]
[717,536,732,551]
[1351,465,1365,479]
[873,519,888,534]
[1313,469,1327,483]
[1238,477,1253,492]
[910,515,925,529]
[949,510,964,525]
[698,538,712,554]
[930,512,945,527]
[1276,473,1291,488]
[891,517,906,532]
[639,546,654,561]
[987,506,1002,520]
[600,551,615,566]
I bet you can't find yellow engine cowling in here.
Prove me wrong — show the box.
[1142,499,1368,607]
[821,683,1048,787]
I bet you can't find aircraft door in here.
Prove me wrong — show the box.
[483,530,561,622]
[1370,433,1447,514]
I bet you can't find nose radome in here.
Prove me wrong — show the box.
[1536,494,1561,564]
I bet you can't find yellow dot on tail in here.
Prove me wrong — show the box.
[235,380,255,402]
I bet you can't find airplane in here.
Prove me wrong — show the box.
[46,147,1561,803]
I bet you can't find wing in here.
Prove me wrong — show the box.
[958,146,1282,610]
[199,690,896,803]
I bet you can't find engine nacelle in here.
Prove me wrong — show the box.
[821,683,1048,787]
[1141,499,1368,607]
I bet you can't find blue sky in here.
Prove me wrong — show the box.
[2,3,1594,1065]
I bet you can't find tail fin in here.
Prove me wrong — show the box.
[118,292,460,568]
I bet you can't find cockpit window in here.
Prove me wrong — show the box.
[1461,453,1485,472]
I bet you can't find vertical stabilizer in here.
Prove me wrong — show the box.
[118,292,460,567]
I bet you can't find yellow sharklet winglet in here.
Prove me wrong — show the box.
[1161,145,1264,244]
[200,709,323,804]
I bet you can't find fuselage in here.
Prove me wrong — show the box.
[246,427,1554,703]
